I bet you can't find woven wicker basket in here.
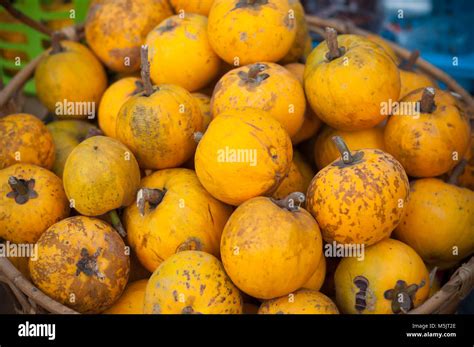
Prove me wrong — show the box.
[0,12,473,314]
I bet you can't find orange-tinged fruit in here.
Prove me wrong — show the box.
[273,151,314,200]
[280,0,311,64]
[0,113,55,170]
[169,0,214,16]
[29,216,130,313]
[104,280,148,314]
[144,251,243,314]
[258,289,339,314]
[0,163,70,244]
[302,255,326,291]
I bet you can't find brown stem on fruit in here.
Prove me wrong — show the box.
[400,50,420,71]
[0,0,53,36]
[331,136,365,167]
[448,159,467,186]
[6,177,38,205]
[193,132,203,143]
[50,32,64,55]
[140,45,154,97]
[419,87,436,113]
[237,63,269,87]
[109,210,126,237]
[136,188,166,216]
[271,192,305,212]
[325,27,344,60]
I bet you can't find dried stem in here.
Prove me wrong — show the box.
[8,177,28,195]
[50,32,64,55]
[140,45,154,97]
[448,159,467,186]
[325,27,342,60]
[401,50,420,71]
[271,192,305,211]
[332,136,353,164]
[0,0,53,36]
[108,210,126,237]
[420,87,436,113]
[136,188,166,216]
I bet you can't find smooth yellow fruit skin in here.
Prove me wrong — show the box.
[116,84,203,170]
[304,34,400,130]
[0,114,55,170]
[208,0,296,65]
[272,151,314,200]
[394,179,474,269]
[124,169,232,272]
[335,239,429,314]
[63,136,140,216]
[221,197,323,299]
[195,108,292,206]
[104,280,148,314]
[144,251,243,314]
[384,88,471,177]
[169,0,214,15]
[192,93,212,130]
[85,0,173,72]
[29,216,130,314]
[47,120,98,177]
[35,41,107,119]
[258,289,338,314]
[211,62,306,138]
[399,70,436,99]
[314,125,385,169]
[302,255,326,291]
[284,62,323,144]
[0,164,70,244]
[307,149,409,245]
[280,0,311,64]
[98,77,142,138]
[146,14,221,92]
[366,34,400,64]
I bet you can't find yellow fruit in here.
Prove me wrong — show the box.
[104,280,148,314]
[169,0,214,15]
[258,289,339,314]
[273,151,314,200]
[144,251,243,314]
[302,255,326,291]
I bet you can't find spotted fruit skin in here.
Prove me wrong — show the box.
[98,77,142,138]
[195,108,292,206]
[394,178,474,269]
[306,149,409,246]
[0,114,55,170]
[304,34,400,130]
[208,0,296,65]
[104,280,148,314]
[85,0,173,72]
[280,0,312,64]
[116,84,203,170]
[169,0,214,16]
[211,62,306,138]
[192,93,212,131]
[144,251,243,314]
[335,239,429,314]
[146,14,221,92]
[63,136,141,216]
[0,164,70,243]
[258,289,338,314]
[35,41,107,119]
[272,151,314,200]
[221,197,323,299]
[384,88,470,177]
[29,216,130,314]
[124,169,232,272]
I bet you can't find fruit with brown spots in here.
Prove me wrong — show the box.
[143,251,243,314]
[220,193,323,299]
[192,93,212,131]
[63,136,140,216]
[304,29,400,131]
[314,125,385,169]
[384,88,471,177]
[0,113,55,170]
[258,289,338,314]
[195,108,292,206]
[280,0,312,64]
[146,14,222,92]
[273,151,314,200]
[35,40,107,119]
[0,163,69,243]
[29,216,130,313]
[211,62,306,139]
[47,120,99,178]
[335,238,429,314]
[207,0,296,65]
[98,77,143,138]
[306,136,409,246]
[85,0,173,72]
[104,280,147,314]
[394,173,474,269]
[124,168,232,272]
[398,51,437,99]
